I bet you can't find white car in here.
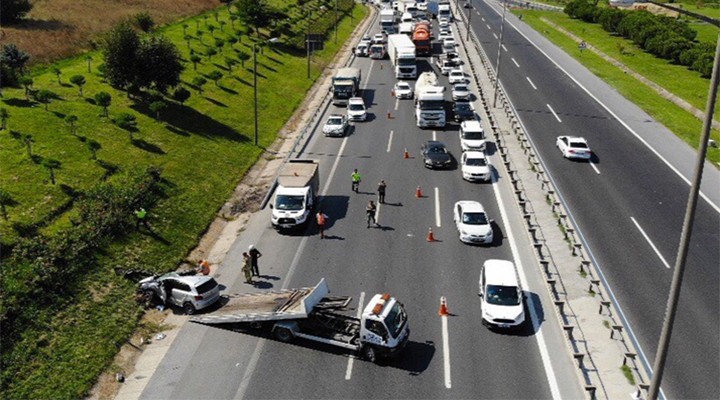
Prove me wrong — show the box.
[451,83,471,101]
[459,120,486,151]
[438,30,454,43]
[393,81,413,99]
[438,17,450,28]
[448,68,466,84]
[347,97,367,121]
[461,151,492,182]
[479,259,525,330]
[556,136,592,160]
[372,33,386,44]
[322,114,349,137]
[442,37,457,54]
[355,41,370,57]
[453,200,494,244]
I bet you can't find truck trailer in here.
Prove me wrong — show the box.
[270,159,319,230]
[191,279,410,363]
[387,34,417,79]
[331,68,362,106]
[414,71,446,128]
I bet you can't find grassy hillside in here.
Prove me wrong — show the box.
[0,1,367,398]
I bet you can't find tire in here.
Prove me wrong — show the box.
[274,327,293,343]
[142,290,155,304]
[362,345,377,363]
[183,302,196,315]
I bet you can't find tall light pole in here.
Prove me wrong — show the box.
[647,35,720,400]
[307,10,312,79]
[335,0,338,44]
[253,43,259,146]
[492,0,507,108]
[466,0,473,41]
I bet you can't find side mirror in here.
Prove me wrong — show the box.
[489,219,494,223]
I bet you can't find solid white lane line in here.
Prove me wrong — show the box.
[394,97,399,111]
[441,315,452,389]
[435,187,441,227]
[322,138,348,197]
[433,130,437,141]
[345,291,366,380]
[512,57,520,68]
[631,217,671,269]
[589,161,601,175]
[526,77,537,90]
[492,32,498,40]
[489,171,562,400]
[547,104,562,123]
[502,44,508,52]
[481,16,485,21]
[486,23,491,30]
[386,130,393,153]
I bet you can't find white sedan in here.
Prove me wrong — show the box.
[393,81,414,99]
[452,83,471,101]
[453,201,494,245]
[461,151,492,182]
[448,68,467,84]
[556,136,592,160]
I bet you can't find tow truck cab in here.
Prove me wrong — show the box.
[360,293,410,358]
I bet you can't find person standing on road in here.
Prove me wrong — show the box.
[366,201,377,227]
[249,245,262,277]
[377,180,387,204]
[242,252,253,284]
[316,210,328,239]
[351,169,362,193]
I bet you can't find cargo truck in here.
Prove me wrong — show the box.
[414,71,446,128]
[379,8,396,34]
[331,68,362,106]
[270,160,319,230]
[412,22,432,56]
[191,279,410,363]
[387,34,417,79]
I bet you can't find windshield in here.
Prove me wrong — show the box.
[398,58,415,66]
[465,157,487,167]
[486,285,521,306]
[456,103,472,112]
[349,104,365,111]
[462,130,483,139]
[275,195,304,211]
[463,211,488,225]
[334,89,351,98]
[427,145,446,154]
[419,100,444,110]
[327,117,343,126]
[384,302,407,338]
[397,84,410,91]
[454,85,468,92]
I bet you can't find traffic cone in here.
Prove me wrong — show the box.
[391,89,395,97]
[427,227,435,242]
[387,110,392,119]
[403,148,410,159]
[416,186,423,198]
[439,296,449,316]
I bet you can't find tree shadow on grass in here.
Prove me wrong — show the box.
[259,62,277,73]
[52,111,66,119]
[2,98,34,108]
[243,68,267,79]
[161,103,247,143]
[131,138,165,154]
[204,96,228,107]
[219,85,238,95]
[233,76,253,87]
[165,124,190,136]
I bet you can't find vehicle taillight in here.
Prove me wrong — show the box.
[194,295,204,300]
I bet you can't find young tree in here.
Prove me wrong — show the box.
[229,14,238,28]
[34,89,54,111]
[1,44,31,76]
[113,112,138,141]
[182,23,189,35]
[102,22,141,90]
[184,34,193,48]
[70,74,86,96]
[215,38,226,52]
[1,0,33,24]
[95,91,112,117]
[208,25,217,37]
[206,47,217,60]
[236,0,272,36]
[172,86,191,105]
[52,67,62,84]
[19,76,33,100]
[0,108,9,130]
[149,100,168,120]
[87,140,101,160]
[219,20,226,32]
[23,134,33,157]
[227,36,239,49]
[236,50,250,68]
[225,57,237,71]
[136,35,184,93]
[207,70,223,86]
[135,12,155,32]
[190,54,202,70]
[196,29,205,43]
[42,158,61,185]
[192,76,207,93]
[85,55,93,73]
[0,188,13,220]
[65,115,78,135]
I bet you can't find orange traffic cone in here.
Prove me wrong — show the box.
[403,148,410,159]
[391,89,395,97]
[438,296,449,316]
[427,227,435,242]
[416,186,423,198]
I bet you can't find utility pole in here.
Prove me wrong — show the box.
[493,0,507,108]
[253,44,258,146]
[648,34,720,399]
[307,10,312,79]
[335,0,339,44]
[466,0,473,41]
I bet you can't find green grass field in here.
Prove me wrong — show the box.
[516,10,720,165]
[0,2,367,398]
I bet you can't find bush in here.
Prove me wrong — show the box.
[597,7,626,33]
[134,12,155,32]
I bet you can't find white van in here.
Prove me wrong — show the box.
[401,12,413,23]
[479,259,525,330]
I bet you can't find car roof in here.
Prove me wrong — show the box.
[426,140,446,147]
[483,259,519,287]
[449,68,463,74]
[464,150,486,159]
[456,200,485,213]
[461,120,482,130]
[349,97,364,103]
[159,273,215,287]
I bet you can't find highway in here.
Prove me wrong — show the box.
[464,0,720,398]
[138,9,584,400]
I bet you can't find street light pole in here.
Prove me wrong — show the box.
[253,44,258,146]
[647,35,720,400]
[493,0,507,108]
[466,0,473,41]
[335,0,338,44]
[307,10,312,79]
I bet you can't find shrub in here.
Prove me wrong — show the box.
[597,7,626,33]
[134,12,155,32]
[112,112,137,131]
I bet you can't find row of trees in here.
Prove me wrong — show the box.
[564,0,715,78]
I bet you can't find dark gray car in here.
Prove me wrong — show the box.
[421,140,453,169]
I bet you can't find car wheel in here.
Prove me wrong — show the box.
[183,302,196,315]
[142,290,155,303]
[362,345,377,363]
[274,327,293,343]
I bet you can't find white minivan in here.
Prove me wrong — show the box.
[479,259,525,330]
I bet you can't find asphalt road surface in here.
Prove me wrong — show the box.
[467,0,720,398]
[139,11,584,400]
